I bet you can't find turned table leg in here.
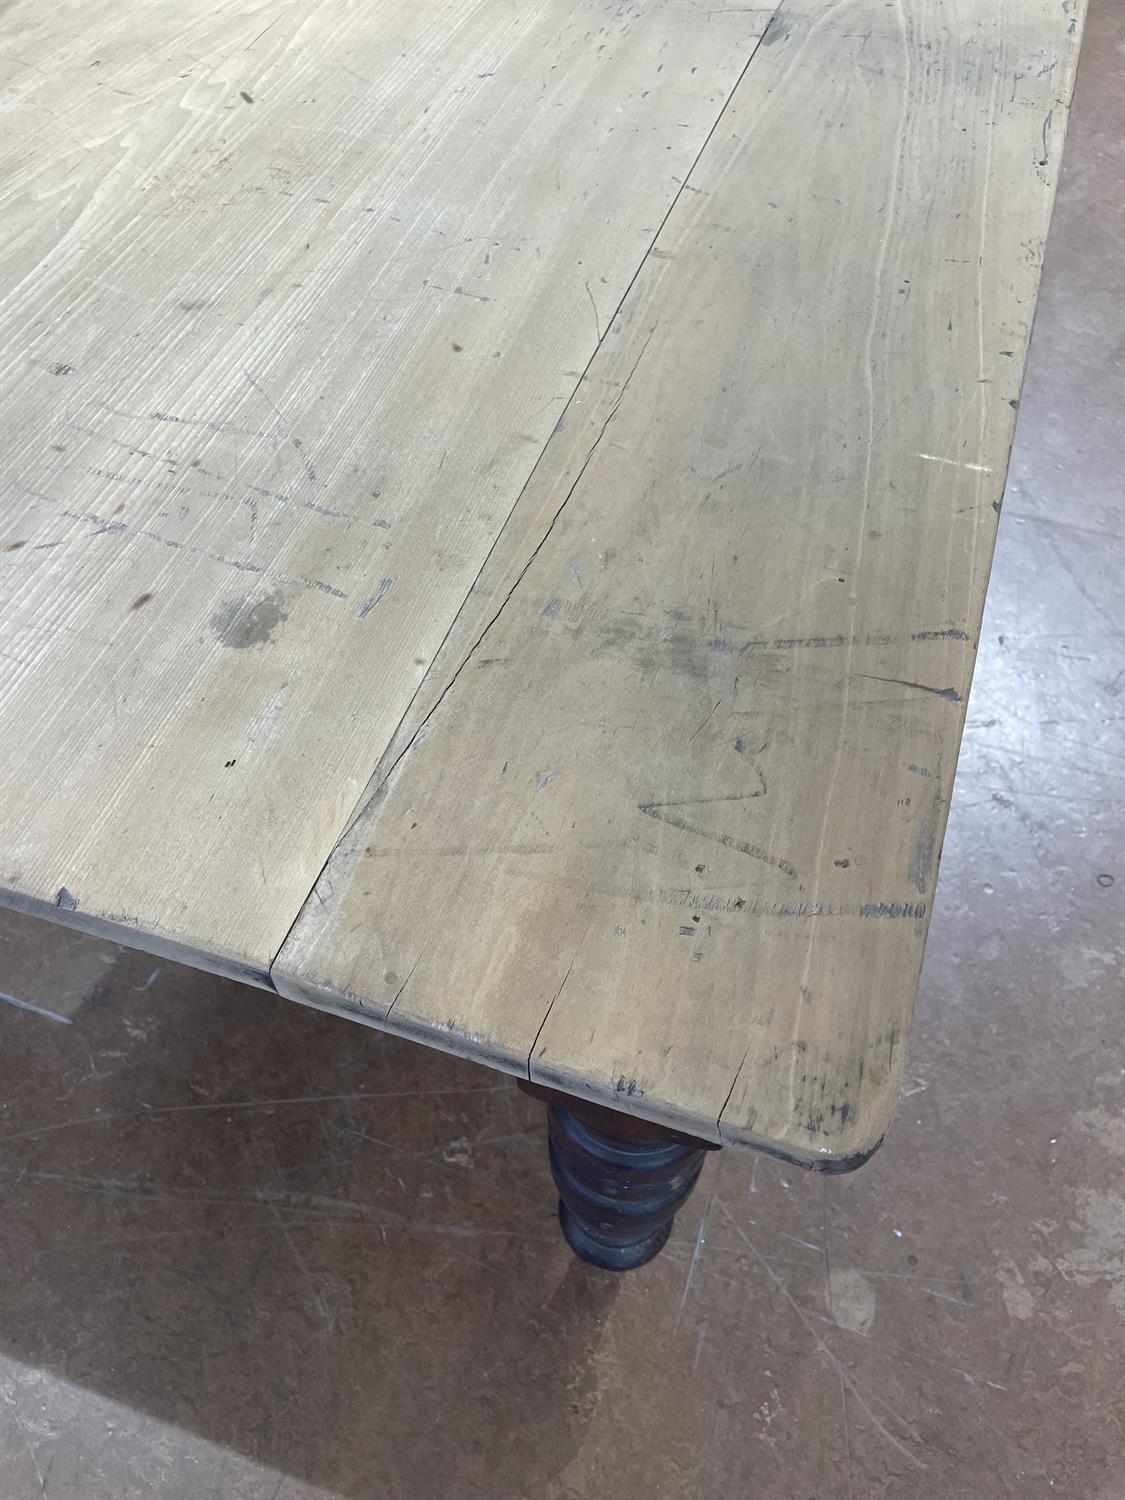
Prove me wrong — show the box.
[520,1082,719,1271]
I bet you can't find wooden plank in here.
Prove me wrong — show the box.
[0,0,776,977]
[275,0,1087,1163]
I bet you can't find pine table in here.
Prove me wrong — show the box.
[0,0,1086,1267]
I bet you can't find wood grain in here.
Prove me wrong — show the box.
[275,0,1087,1163]
[0,0,775,976]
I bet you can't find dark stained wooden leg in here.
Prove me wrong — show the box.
[520,1082,719,1271]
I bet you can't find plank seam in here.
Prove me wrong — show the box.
[267,2,788,989]
[522,4,790,1095]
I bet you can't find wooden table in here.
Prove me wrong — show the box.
[1,0,1086,1268]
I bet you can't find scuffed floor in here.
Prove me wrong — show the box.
[1,2,1122,1494]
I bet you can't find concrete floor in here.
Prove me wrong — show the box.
[2,6,1122,1495]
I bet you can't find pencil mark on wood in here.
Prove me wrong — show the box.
[631,887,926,921]
[857,901,927,920]
[907,788,943,895]
[422,280,493,304]
[358,578,395,618]
[107,404,265,439]
[855,674,962,702]
[67,420,375,526]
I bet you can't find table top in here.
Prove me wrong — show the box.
[1,0,1085,1166]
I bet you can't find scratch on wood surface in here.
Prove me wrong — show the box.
[242,370,317,482]
[59,509,346,597]
[639,803,797,878]
[422,280,493,303]
[585,279,603,342]
[689,698,722,740]
[384,950,425,1018]
[917,452,993,473]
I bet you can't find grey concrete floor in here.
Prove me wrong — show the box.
[1,6,1122,1496]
